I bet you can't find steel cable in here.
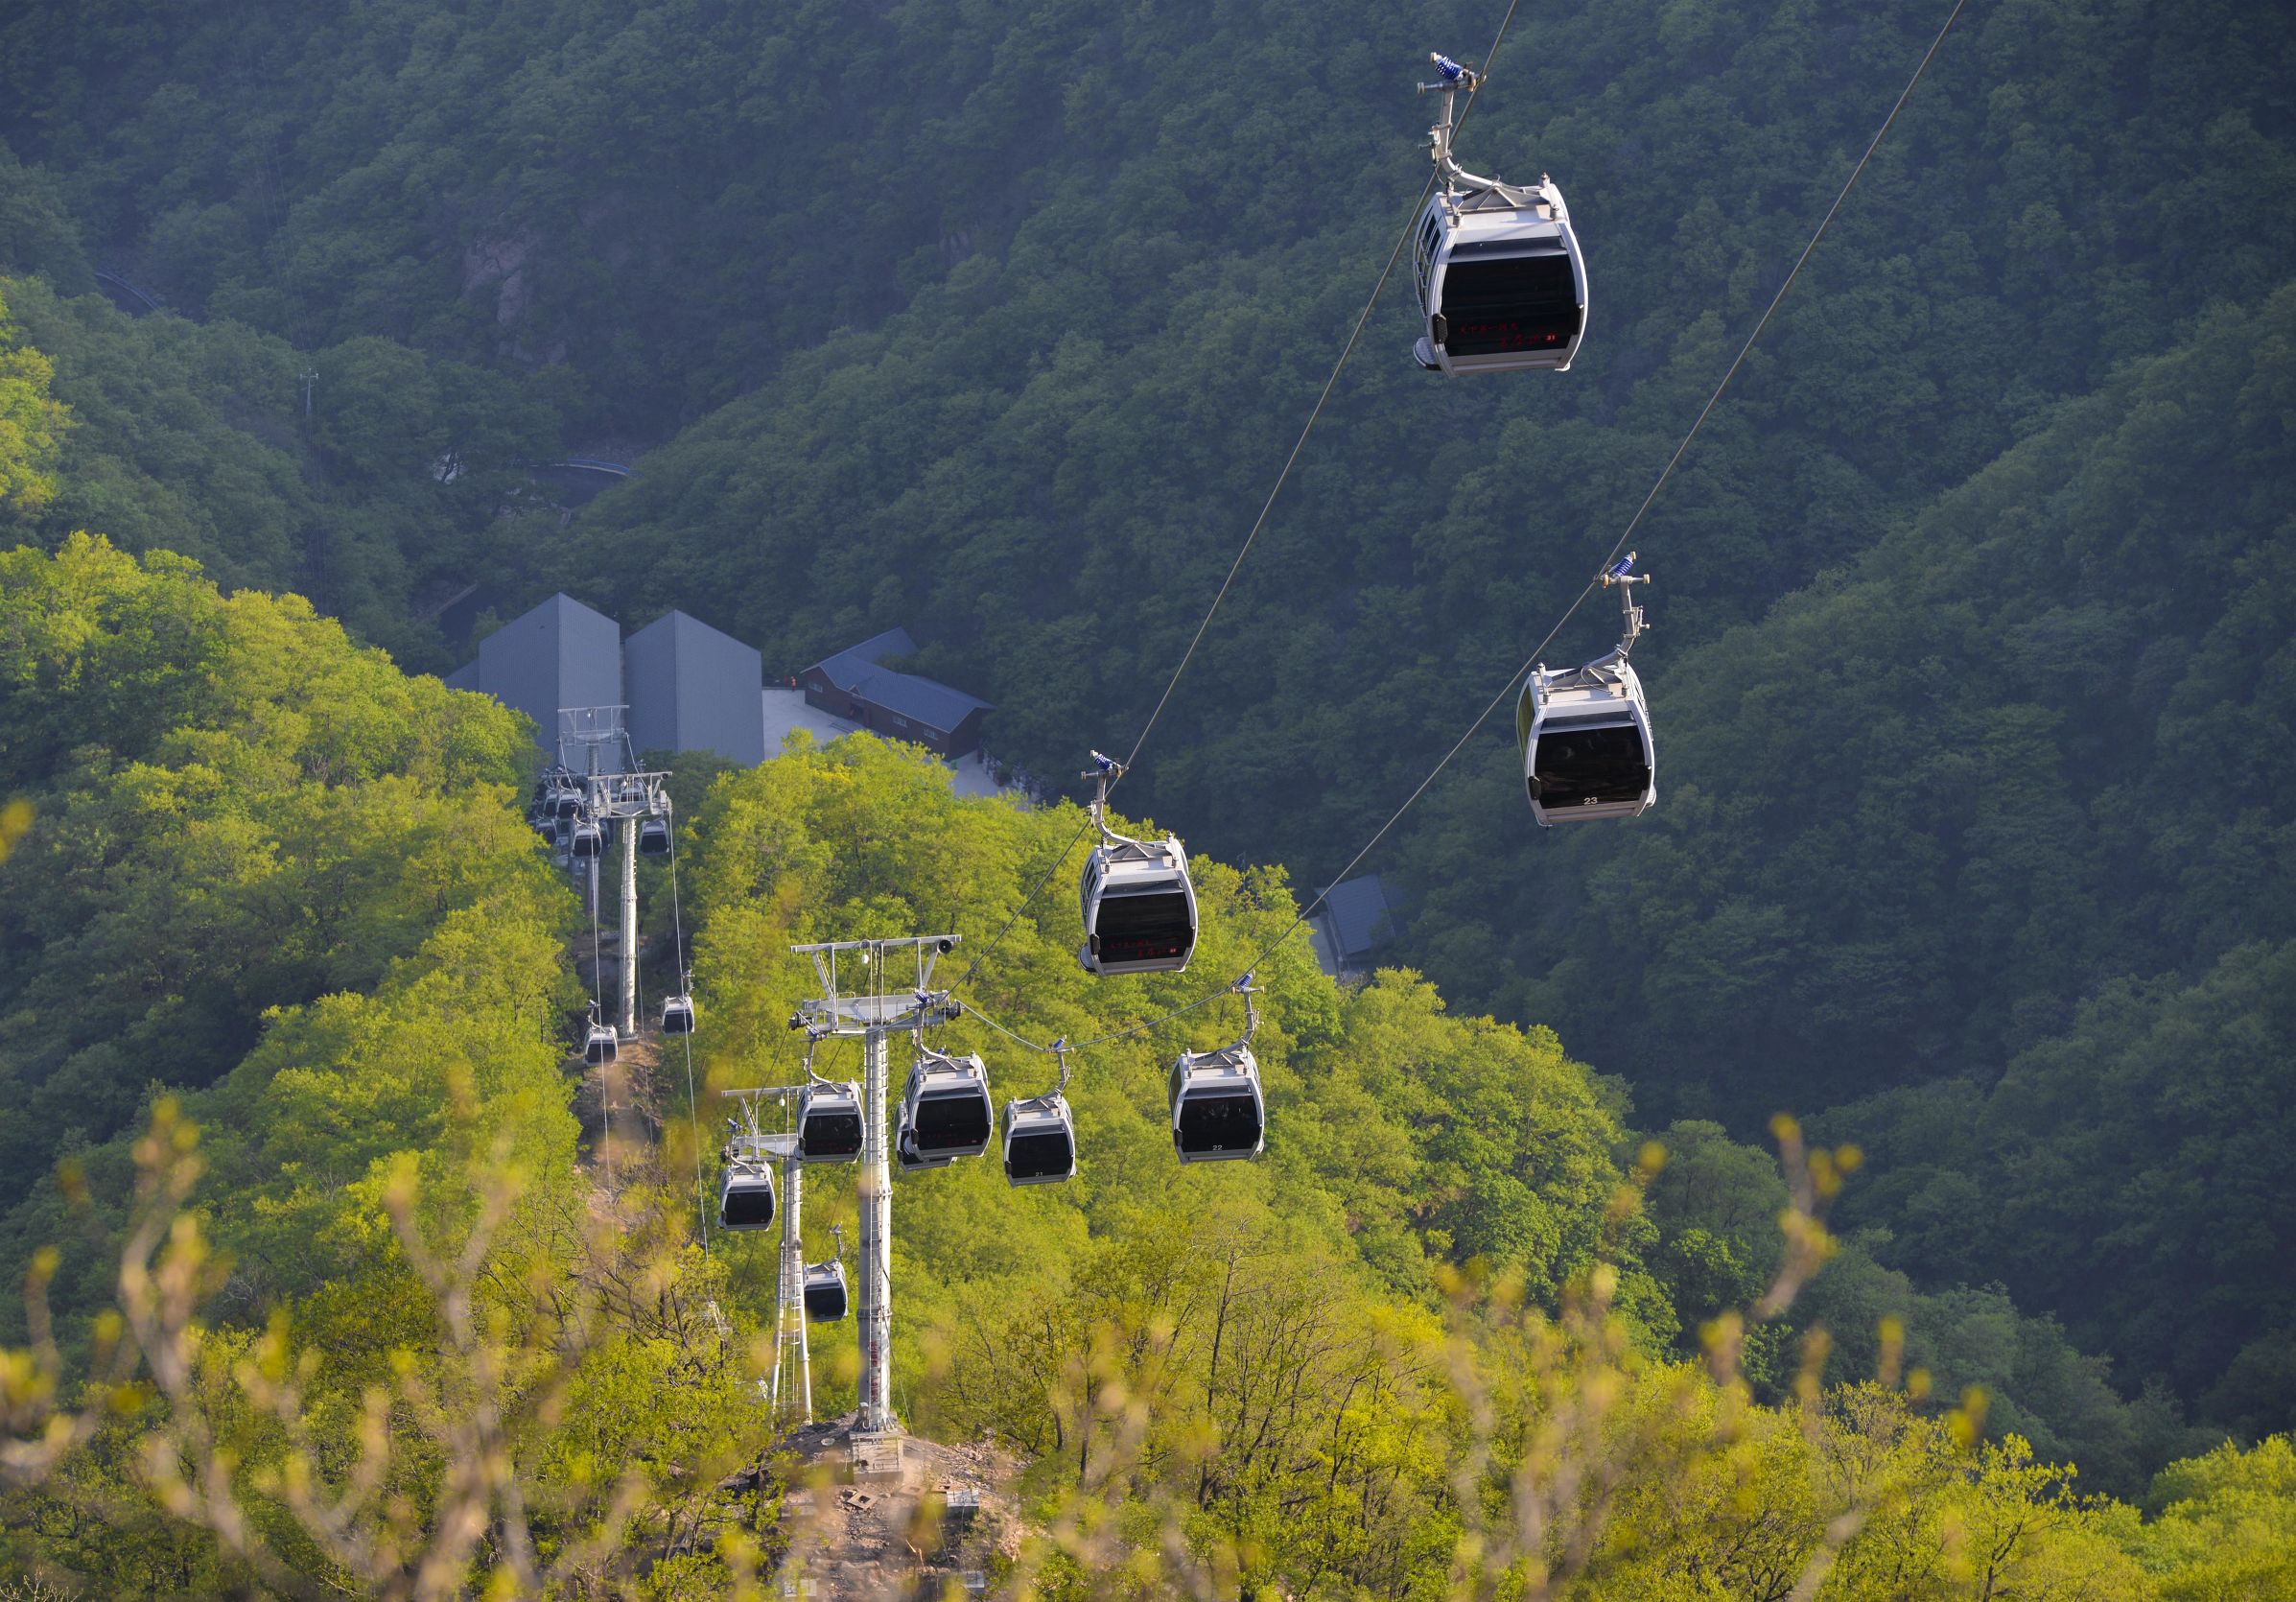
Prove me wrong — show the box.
[958,0,1530,990]
[954,0,1971,1061]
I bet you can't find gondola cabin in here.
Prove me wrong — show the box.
[1515,656,1654,826]
[803,1260,849,1322]
[570,819,603,860]
[902,1051,995,1159]
[1078,837,1199,976]
[1412,177,1586,376]
[1167,1044,1265,1163]
[660,994,695,1035]
[639,816,670,857]
[583,1022,619,1065]
[717,1143,776,1231]
[1003,1095,1078,1186]
[797,1080,865,1163]
[896,1119,955,1173]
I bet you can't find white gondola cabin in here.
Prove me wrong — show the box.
[570,818,603,860]
[901,1050,994,1160]
[1003,1094,1078,1186]
[1079,836,1199,976]
[895,1117,955,1173]
[1515,655,1654,827]
[583,1020,619,1065]
[803,1260,849,1321]
[1408,52,1586,376]
[797,1080,865,1164]
[660,993,695,1035]
[639,815,670,857]
[1167,1043,1265,1163]
[1074,751,1199,977]
[1412,180,1586,375]
[716,1140,776,1231]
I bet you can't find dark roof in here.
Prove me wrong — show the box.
[808,627,992,732]
[811,627,918,688]
[1321,875,1403,960]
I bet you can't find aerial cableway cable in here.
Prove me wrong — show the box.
[664,805,710,1253]
[954,811,1094,991]
[954,0,1972,1061]
[1111,0,1527,787]
[955,0,1531,992]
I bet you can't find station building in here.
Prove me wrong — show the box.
[448,600,996,773]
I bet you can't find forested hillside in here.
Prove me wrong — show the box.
[1404,287,2296,1423]
[0,534,574,1311]
[5,651,2290,1590]
[672,740,2205,1500]
[0,540,769,1593]
[0,0,2292,1589]
[0,271,562,665]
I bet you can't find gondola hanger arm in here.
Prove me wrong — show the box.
[1084,748,1152,850]
[1598,553,1652,661]
[1235,972,1261,1047]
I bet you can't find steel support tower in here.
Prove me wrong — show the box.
[772,1148,811,1425]
[556,707,669,1039]
[789,935,958,1443]
[721,1095,815,1429]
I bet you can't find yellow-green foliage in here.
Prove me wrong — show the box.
[0,529,597,1349]
[2134,1435,2296,1601]
[676,733,1664,1402]
[4,631,2288,1595]
[0,283,68,517]
[0,534,578,1323]
[0,538,755,1597]
[672,734,2291,1598]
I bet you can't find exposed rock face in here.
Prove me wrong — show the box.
[462,230,538,327]
[772,1419,1020,1599]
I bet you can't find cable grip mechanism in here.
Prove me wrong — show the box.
[1602,552,1652,657]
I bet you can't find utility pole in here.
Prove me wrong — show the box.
[790,934,958,1457]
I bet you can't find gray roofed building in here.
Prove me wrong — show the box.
[623,610,765,766]
[468,592,622,754]
[802,628,994,759]
[450,603,998,776]
[1311,874,1406,979]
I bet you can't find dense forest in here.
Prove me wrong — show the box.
[1,0,2292,1592]
[2,557,2290,1593]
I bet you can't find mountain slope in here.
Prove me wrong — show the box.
[1408,285,2296,1419]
